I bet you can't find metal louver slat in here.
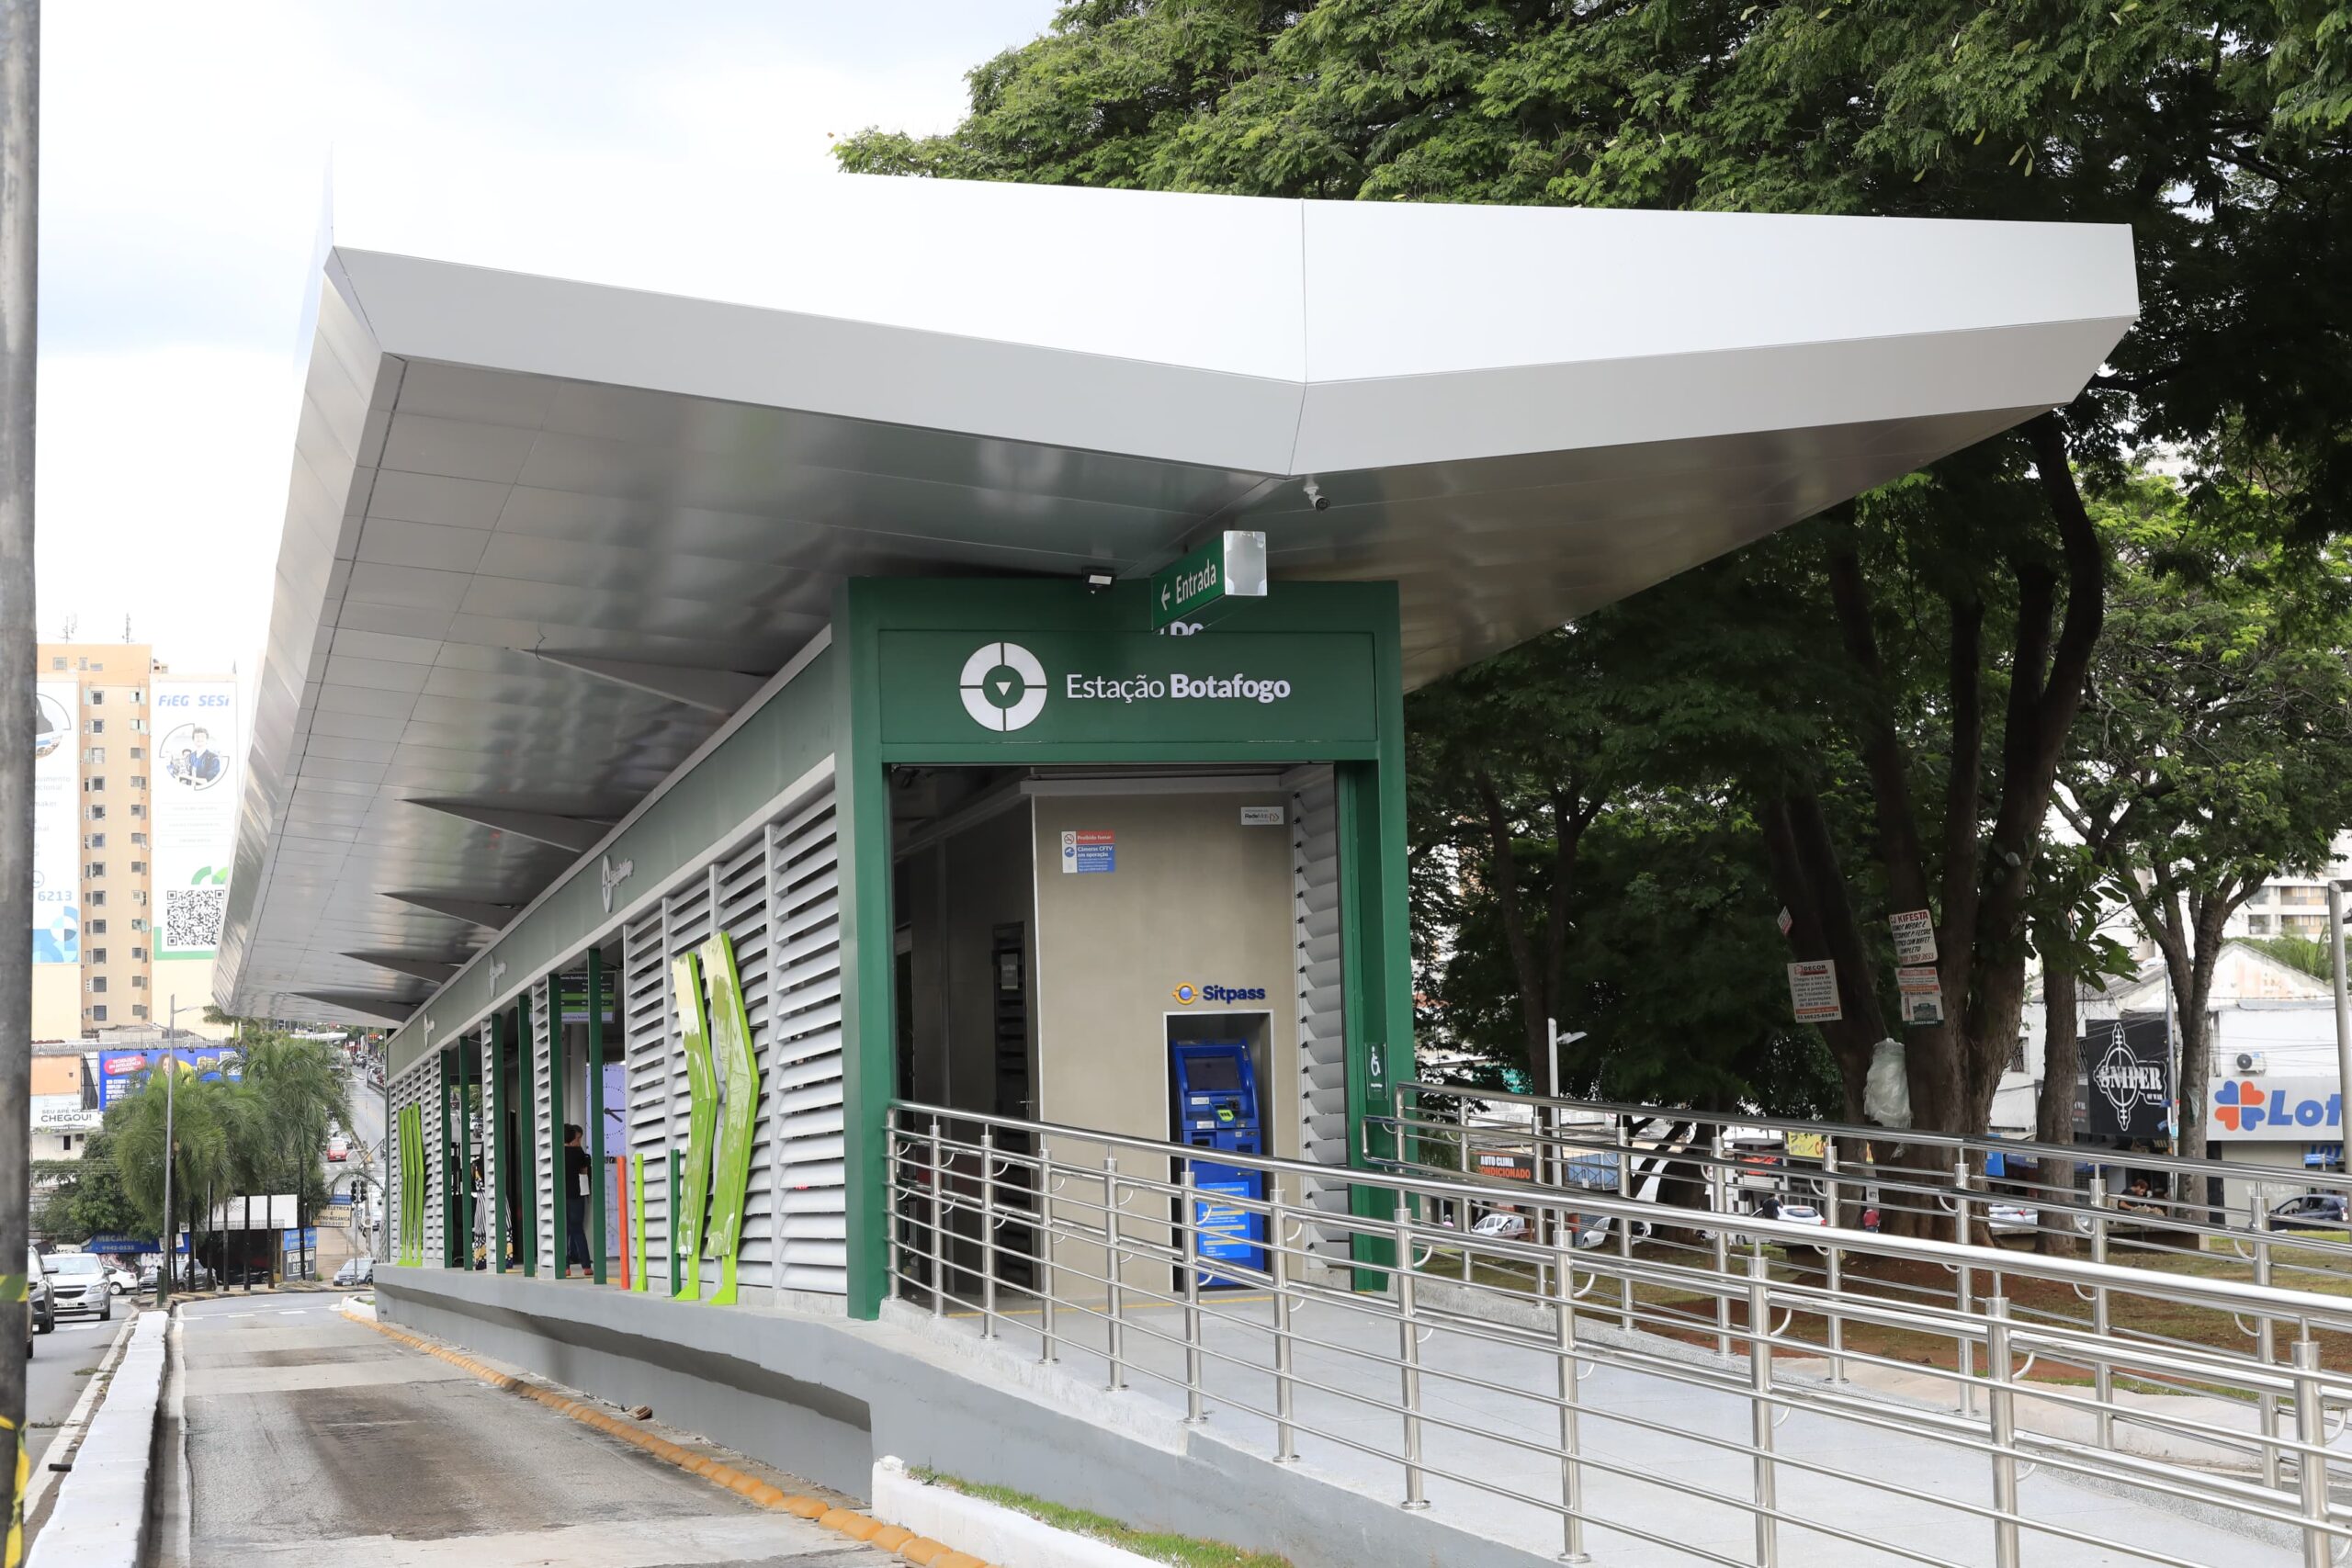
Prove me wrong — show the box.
[1290,768,1351,1246]
[533,976,556,1274]
[625,903,671,1280]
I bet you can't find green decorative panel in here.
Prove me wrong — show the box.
[669,949,719,1302]
[698,931,760,1306]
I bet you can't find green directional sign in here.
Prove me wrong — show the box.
[1150,530,1268,630]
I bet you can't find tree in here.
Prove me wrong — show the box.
[843,3,2352,1152]
[2058,479,2352,1210]
[35,1131,145,1244]
[2248,935,2335,981]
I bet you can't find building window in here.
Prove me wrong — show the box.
[129,747,143,760]
[128,717,144,733]
[2285,886,2326,908]
[49,656,62,671]
[130,689,143,704]
[86,919,106,935]
[88,976,106,994]
[89,1005,107,1022]
[129,860,145,874]
[130,1005,146,1020]
[130,945,145,961]
[130,804,143,818]
[130,777,145,791]
[85,805,103,820]
[85,833,104,849]
[85,719,102,734]
[84,862,104,877]
[88,690,105,705]
[130,832,145,846]
[82,747,102,764]
[87,948,106,964]
[128,916,143,931]
[87,891,105,908]
[131,891,146,906]
[2250,913,2278,934]
[83,776,104,792]
[130,976,145,989]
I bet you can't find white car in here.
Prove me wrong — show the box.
[1470,1212,1530,1242]
[105,1262,137,1295]
[41,1251,113,1321]
[1776,1203,1826,1226]
[1986,1202,2041,1234]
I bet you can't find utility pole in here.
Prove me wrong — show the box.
[1,6,39,1560]
[158,997,181,1306]
[2329,883,2352,1158]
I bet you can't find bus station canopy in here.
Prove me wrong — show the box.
[218,171,2136,1026]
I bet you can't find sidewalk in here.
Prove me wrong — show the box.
[892,1285,2304,1568]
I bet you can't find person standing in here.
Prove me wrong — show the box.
[562,1123,594,1277]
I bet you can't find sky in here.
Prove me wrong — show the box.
[34,0,1060,674]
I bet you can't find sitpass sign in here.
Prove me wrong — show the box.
[2211,1077,2344,1140]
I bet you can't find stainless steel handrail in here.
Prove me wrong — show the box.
[889,1101,2352,1568]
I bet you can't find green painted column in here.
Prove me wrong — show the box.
[587,947,608,1284]
[836,587,893,1320]
[439,1048,458,1268]
[548,967,570,1278]
[492,1011,510,1274]
[458,1033,474,1269]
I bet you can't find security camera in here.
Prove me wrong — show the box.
[1305,479,1330,513]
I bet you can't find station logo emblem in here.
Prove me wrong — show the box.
[959,642,1048,731]
[1171,983,1268,1005]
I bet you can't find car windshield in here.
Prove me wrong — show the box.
[50,1254,101,1275]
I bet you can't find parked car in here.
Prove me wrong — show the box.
[27,1248,51,1348]
[334,1256,375,1287]
[1986,1202,2041,1235]
[1470,1212,1529,1242]
[41,1251,113,1321]
[2269,1194,2349,1233]
[105,1261,137,1295]
[1776,1203,1826,1227]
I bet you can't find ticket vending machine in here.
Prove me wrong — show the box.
[1170,1040,1267,1281]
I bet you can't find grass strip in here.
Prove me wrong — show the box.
[912,1468,1291,1568]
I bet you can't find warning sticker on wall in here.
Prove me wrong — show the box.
[1787,960,1842,1022]
[1061,829,1116,874]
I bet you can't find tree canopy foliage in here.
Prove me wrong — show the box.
[843,3,2352,1142]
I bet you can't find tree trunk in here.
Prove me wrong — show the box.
[2035,958,2080,1256]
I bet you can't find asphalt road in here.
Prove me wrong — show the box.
[165,1294,889,1568]
[25,1307,126,1466]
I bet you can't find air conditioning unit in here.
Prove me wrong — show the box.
[2236,1052,2269,1075]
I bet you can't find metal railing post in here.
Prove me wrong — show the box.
[928,1118,947,1318]
[2089,1172,2113,1447]
[1270,1180,1297,1462]
[2254,1201,2278,1489]
[1037,1145,1058,1365]
[1103,1154,1126,1392]
[1396,1204,1430,1510]
[1616,1120,1635,1329]
[1556,1237,1590,1564]
[1953,1156,1976,1416]
[979,1126,999,1340]
[1710,1133,1732,1358]
[1986,1296,2020,1568]
[1822,1141,1846,1383]
[885,1108,903,1303]
[1181,1169,1206,1425]
[1747,1251,1778,1568]
[2294,1337,2331,1568]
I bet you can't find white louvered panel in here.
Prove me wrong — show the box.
[533,976,556,1274]
[1292,769,1351,1246]
[768,785,846,1293]
[423,1055,446,1267]
[625,904,672,1281]
[477,1024,499,1269]
[717,833,777,1295]
[666,877,713,1290]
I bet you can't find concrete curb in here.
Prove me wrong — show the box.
[872,1459,1161,1568]
[20,1310,139,1527]
[23,1311,168,1568]
[353,1312,1012,1568]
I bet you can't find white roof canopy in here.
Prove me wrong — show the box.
[220,171,2136,1025]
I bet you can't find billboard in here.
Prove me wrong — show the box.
[97,1046,243,1107]
[32,679,78,963]
[2081,1014,2171,1140]
[152,678,237,958]
[2210,1076,2343,1141]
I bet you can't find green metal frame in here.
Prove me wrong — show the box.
[587,948,608,1284]
[516,993,539,1276]
[833,578,1408,1318]
[439,1048,458,1268]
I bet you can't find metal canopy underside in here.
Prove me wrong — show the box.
[218,173,2136,1026]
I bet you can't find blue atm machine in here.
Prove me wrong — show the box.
[1170,1041,1267,1282]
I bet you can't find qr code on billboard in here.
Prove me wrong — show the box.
[164,887,227,953]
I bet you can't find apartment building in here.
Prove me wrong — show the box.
[32,640,236,1042]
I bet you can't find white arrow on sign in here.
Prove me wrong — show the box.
[1160,582,1172,610]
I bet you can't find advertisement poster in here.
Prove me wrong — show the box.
[32,680,79,964]
[1896,965,1945,1025]
[1787,960,1842,1022]
[2081,1014,2170,1140]
[1889,909,1939,965]
[98,1046,243,1107]
[152,678,237,958]
[2210,1076,2344,1141]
